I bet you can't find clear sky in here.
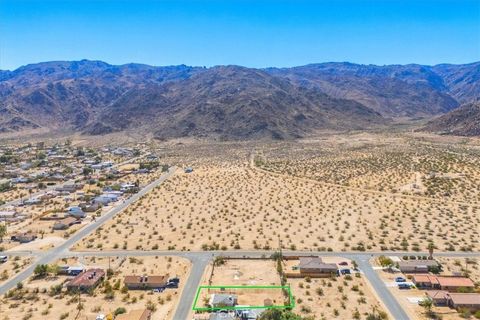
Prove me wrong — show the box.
[0,0,479,70]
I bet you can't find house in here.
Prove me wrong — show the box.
[11,232,37,243]
[24,197,42,205]
[209,294,238,308]
[426,290,449,305]
[93,196,113,205]
[55,183,84,193]
[298,256,338,276]
[66,206,86,218]
[53,217,80,230]
[79,202,101,212]
[426,291,480,311]
[398,260,440,273]
[0,211,17,220]
[413,275,474,291]
[446,293,480,311]
[123,275,168,290]
[66,268,105,292]
[120,183,137,192]
[437,277,475,291]
[66,266,86,276]
[116,309,151,320]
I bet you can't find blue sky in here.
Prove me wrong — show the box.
[0,0,479,70]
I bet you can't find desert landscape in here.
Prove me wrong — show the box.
[73,133,480,255]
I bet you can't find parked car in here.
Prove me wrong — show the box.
[398,283,411,289]
[168,277,180,284]
[166,282,179,288]
[338,261,348,266]
[0,256,7,263]
[340,269,351,275]
[395,277,406,282]
[152,288,165,293]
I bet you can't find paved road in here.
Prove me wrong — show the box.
[2,244,480,319]
[356,256,410,320]
[61,249,480,320]
[0,166,176,295]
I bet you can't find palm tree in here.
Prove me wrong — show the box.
[427,242,435,260]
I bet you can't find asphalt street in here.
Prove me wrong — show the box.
[0,166,176,295]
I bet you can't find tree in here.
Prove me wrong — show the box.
[419,297,433,314]
[47,264,60,278]
[378,256,394,267]
[0,224,6,242]
[33,264,48,278]
[113,307,126,316]
[427,242,435,260]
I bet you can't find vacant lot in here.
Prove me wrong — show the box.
[75,144,479,253]
[0,256,32,285]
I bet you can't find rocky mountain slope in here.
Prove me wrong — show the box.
[421,102,480,136]
[0,60,478,139]
[266,62,480,117]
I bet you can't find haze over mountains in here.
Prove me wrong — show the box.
[0,60,479,139]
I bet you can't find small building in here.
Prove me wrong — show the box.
[426,290,449,305]
[56,183,84,193]
[24,197,42,205]
[79,202,101,212]
[123,275,168,290]
[53,217,80,230]
[437,277,475,291]
[398,260,440,273]
[0,211,17,220]
[426,291,480,311]
[66,268,105,292]
[116,309,151,320]
[413,275,475,291]
[66,206,86,218]
[66,266,85,276]
[446,293,480,311]
[11,232,37,243]
[298,256,338,276]
[209,294,238,308]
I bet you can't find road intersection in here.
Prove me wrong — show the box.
[1,164,479,320]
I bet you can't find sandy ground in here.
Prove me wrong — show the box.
[0,256,32,286]
[437,257,480,283]
[74,157,479,253]
[0,255,191,320]
[283,257,387,320]
[193,259,285,318]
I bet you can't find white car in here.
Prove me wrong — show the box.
[0,256,8,263]
[95,315,106,320]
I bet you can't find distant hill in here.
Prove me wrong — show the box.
[266,62,480,117]
[84,66,385,139]
[0,60,479,139]
[421,102,480,136]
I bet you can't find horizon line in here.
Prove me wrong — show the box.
[2,58,480,72]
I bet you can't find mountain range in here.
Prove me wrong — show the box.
[0,60,479,139]
[421,101,480,136]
